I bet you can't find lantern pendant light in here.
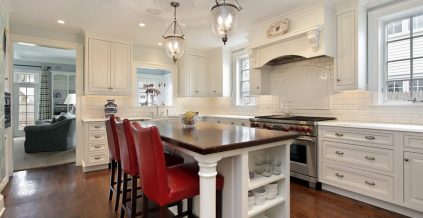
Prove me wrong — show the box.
[163,2,185,62]
[210,0,241,45]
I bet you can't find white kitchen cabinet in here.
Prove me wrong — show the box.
[404,152,423,211]
[85,37,131,96]
[249,68,262,96]
[81,121,109,172]
[207,52,223,96]
[335,5,366,91]
[179,54,208,97]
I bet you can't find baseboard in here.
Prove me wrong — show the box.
[82,164,108,173]
[0,176,8,193]
[322,184,423,218]
[0,194,5,217]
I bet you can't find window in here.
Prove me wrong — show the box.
[14,72,39,84]
[235,55,256,105]
[136,68,172,107]
[384,14,423,102]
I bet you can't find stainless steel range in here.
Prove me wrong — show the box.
[250,115,336,188]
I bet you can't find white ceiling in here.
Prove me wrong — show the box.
[14,43,76,65]
[8,0,320,50]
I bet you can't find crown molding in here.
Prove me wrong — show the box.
[0,0,14,14]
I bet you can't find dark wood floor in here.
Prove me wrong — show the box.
[1,164,407,218]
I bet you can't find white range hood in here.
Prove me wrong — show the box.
[247,3,335,68]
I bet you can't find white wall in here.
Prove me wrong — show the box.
[10,22,83,44]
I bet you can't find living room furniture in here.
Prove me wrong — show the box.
[24,117,76,153]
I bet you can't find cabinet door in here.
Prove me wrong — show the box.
[249,68,261,96]
[194,56,208,97]
[185,54,196,97]
[208,54,223,96]
[336,10,356,89]
[110,42,131,95]
[404,152,423,211]
[87,38,111,94]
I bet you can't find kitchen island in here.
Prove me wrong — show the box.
[138,120,298,218]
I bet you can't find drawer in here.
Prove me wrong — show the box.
[404,134,423,150]
[88,133,107,142]
[86,151,109,166]
[88,142,108,152]
[322,163,394,201]
[322,128,393,146]
[323,141,394,173]
[88,122,106,131]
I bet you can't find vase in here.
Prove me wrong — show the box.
[104,99,118,115]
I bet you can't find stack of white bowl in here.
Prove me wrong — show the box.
[253,188,267,206]
[264,182,278,200]
[248,191,255,210]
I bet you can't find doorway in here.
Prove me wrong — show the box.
[10,40,78,171]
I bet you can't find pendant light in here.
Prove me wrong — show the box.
[163,2,185,63]
[210,0,241,45]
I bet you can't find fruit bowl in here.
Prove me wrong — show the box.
[182,111,199,127]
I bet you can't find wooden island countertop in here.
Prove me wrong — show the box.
[138,120,299,155]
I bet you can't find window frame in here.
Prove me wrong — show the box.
[233,51,257,106]
[368,0,423,106]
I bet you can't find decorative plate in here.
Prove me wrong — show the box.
[266,19,289,38]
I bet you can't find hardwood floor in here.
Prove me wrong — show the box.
[1,164,407,218]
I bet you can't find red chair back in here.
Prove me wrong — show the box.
[105,115,120,161]
[116,119,139,176]
[131,122,169,205]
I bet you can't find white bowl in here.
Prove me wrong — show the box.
[265,183,278,192]
[253,188,266,205]
[266,191,278,200]
[248,201,255,210]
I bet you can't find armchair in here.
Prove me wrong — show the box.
[24,117,76,153]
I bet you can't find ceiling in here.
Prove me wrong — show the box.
[8,0,320,50]
[14,43,76,65]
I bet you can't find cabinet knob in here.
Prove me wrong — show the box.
[337,79,341,82]
[256,86,260,90]
[335,173,344,178]
[230,122,235,125]
[365,136,375,140]
[195,91,199,93]
[94,156,102,160]
[94,145,101,149]
[404,158,409,162]
[334,132,344,137]
[365,181,375,186]
[213,90,217,93]
[365,156,375,161]
[335,151,344,155]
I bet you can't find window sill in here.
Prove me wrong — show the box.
[369,102,423,109]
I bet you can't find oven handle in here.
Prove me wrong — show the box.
[294,136,316,143]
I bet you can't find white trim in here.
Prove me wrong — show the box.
[323,184,423,217]
[132,61,178,107]
[368,0,423,105]
[8,34,84,173]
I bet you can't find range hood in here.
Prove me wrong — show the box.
[247,3,335,68]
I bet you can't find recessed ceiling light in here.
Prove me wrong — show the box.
[138,22,146,27]
[57,20,65,24]
[157,42,163,46]
[17,42,36,46]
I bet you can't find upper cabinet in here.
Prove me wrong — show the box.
[84,35,132,96]
[335,4,367,91]
[207,51,223,96]
[179,53,208,97]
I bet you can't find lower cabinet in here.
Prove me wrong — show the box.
[404,152,423,210]
[319,125,423,214]
[82,121,109,172]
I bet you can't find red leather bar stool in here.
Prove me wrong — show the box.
[117,119,185,218]
[131,123,224,218]
[105,115,123,211]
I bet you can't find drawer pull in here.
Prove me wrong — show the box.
[230,122,235,125]
[404,158,409,162]
[241,123,245,126]
[94,145,102,149]
[365,136,375,140]
[365,156,375,161]
[217,121,221,123]
[335,151,344,155]
[94,156,102,160]
[94,125,102,129]
[335,173,344,178]
[334,133,344,137]
[365,181,375,186]
[94,135,102,139]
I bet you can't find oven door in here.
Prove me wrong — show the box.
[290,136,317,178]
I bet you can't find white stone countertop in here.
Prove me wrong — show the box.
[318,120,423,133]
[81,117,152,123]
